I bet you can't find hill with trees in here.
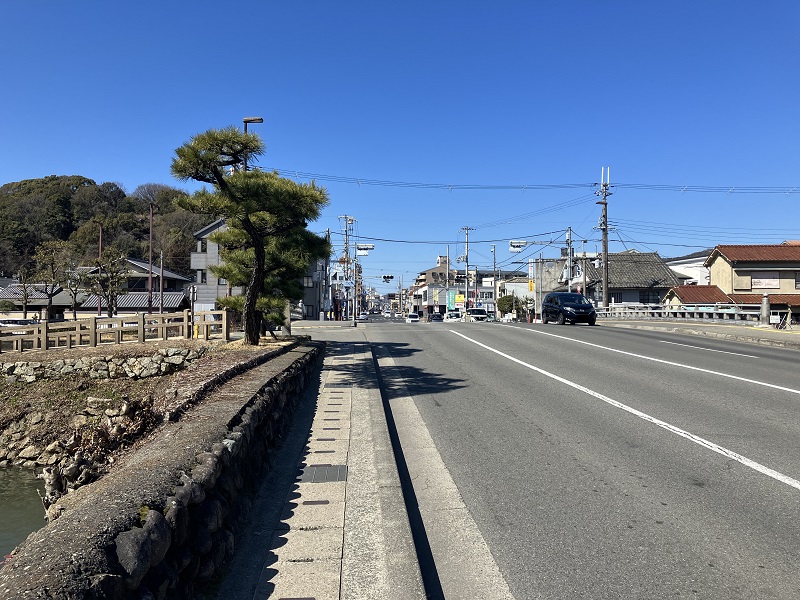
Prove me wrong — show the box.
[0,175,213,279]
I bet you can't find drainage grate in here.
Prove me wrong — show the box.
[324,383,351,388]
[297,464,348,483]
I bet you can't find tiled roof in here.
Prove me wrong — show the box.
[80,291,188,310]
[667,285,730,304]
[709,245,800,263]
[729,293,800,307]
[125,259,191,281]
[666,286,800,307]
[0,284,61,300]
[585,251,680,289]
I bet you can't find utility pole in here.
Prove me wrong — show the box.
[595,167,612,308]
[491,244,497,316]
[566,226,573,293]
[338,215,356,323]
[462,226,474,312]
[446,244,450,310]
[581,240,587,296]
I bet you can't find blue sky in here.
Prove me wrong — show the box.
[2,2,799,293]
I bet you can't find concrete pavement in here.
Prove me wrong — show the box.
[211,322,424,600]
[213,317,799,600]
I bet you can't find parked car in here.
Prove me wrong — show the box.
[405,313,420,323]
[541,292,597,325]
[429,313,444,322]
[466,308,489,322]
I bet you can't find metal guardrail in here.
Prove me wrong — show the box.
[0,310,229,354]
[596,304,761,323]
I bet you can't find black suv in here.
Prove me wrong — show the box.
[541,292,597,325]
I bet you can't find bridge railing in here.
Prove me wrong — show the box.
[595,303,762,323]
[0,310,229,354]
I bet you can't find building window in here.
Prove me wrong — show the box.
[639,290,661,304]
[795,272,800,290]
[304,276,314,288]
[198,270,207,284]
[304,304,315,317]
[199,239,207,253]
[218,277,227,286]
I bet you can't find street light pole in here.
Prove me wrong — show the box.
[97,221,103,317]
[148,201,154,314]
[242,116,263,171]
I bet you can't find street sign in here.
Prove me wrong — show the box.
[509,240,527,253]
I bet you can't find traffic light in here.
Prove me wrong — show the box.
[382,275,394,283]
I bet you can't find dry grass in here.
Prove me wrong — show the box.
[0,337,291,454]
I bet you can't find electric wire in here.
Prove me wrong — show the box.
[266,167,799,195]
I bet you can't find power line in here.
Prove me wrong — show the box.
[266,167,799,195]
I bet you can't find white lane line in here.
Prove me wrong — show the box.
[500,324,800,397]
[659,340,759,358]
[376,349,515,600]
[450,330,800,492]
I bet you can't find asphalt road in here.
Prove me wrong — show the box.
[365,319,800,599]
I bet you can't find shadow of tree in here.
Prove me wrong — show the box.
[369,342,467,401]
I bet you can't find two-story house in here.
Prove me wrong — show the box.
[663,243,800,322]
[189,219,243,312]
[190,218,328,320]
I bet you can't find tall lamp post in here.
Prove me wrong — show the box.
[97,220,103,316]
[148,201,155,314]
[242,116,263,171]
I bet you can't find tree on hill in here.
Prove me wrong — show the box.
[32,240,72,319]
[84,248,129,318]
[171,127,330,345]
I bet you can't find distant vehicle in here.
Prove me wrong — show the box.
[541,292,597,325]
[405,313,420,323]
[429,313,444,322]
[357,312,369,321]
[383,311,392,318]
[466,308,489,322]
[444,311,462,322]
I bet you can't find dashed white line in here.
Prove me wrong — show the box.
[659,340,759,358]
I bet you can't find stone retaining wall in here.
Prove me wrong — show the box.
[0,341,324,600]
[1,347,210,383]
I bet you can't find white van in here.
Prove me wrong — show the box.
[444,310,462,322]
[466,308,489,322]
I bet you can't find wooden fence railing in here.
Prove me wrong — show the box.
[0,310,229,354]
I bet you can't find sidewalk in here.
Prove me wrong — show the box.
[247,323,424,600]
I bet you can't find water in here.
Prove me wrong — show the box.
[0,468,46,559]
